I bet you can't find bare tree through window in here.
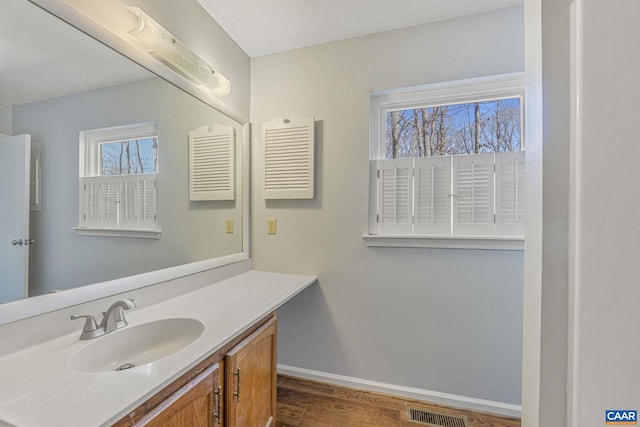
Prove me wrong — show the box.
[100,137,158,176]
[385,98,521,159]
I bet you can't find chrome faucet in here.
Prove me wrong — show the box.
[71,298,136,340]
[101,299,136,333]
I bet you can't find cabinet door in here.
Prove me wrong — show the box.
[135,362,224,427]
[225,317,277,427]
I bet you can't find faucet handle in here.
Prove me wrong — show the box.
[71,314,104,340]
[113,306,128,329]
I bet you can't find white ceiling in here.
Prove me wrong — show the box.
[1,0,523,107]
[1,1,150,107]
[196,0,523,57]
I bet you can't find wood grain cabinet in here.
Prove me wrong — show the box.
[113,314,277,427]
[225,317,277,427]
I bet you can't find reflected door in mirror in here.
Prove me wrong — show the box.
[0,134,30,302]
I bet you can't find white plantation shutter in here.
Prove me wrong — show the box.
[189,125,235,201]
[79,174,158,230]
[262,116,314,199]
[453,153,495,236]
[414,156,452,235]
[80,177,118,228]
[378,158,413,234]
[495,151,525,236]
[371,153,524,239]
[119,175,158,229]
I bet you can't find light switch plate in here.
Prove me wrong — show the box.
[225,218,234,233]
[267,218,277,235]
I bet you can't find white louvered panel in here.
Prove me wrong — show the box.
[495,151,525,236]
[453,153,494,236]
[262,116,314,199]
[414,156,452,236]
[138,177,157,223]
[100,180,118,223]
[378,158,412,234]
[80,174,158,230]
[122,179,136,223]
[79,176,118,228]
[120,174,158,229]
[189,125,235,201]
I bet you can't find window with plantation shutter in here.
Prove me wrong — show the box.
[367,74,525,248]
[76,122,160,238]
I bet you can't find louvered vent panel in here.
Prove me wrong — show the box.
[189,125,235,201]
[407,408,467,427]
[262,116,314,199]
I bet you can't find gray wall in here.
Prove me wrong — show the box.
[14,77,243,295]
[251,7,525,405]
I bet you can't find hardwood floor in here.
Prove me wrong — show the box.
[276,375,521,427]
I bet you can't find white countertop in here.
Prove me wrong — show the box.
[0,270,316,427]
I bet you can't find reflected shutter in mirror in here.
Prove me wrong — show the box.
[189,125,235,201]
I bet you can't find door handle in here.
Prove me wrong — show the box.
[11,238,34,246]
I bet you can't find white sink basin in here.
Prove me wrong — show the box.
[69,318,204,373]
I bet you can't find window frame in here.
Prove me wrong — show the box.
[75,122,161,239]
[366,73,525,250]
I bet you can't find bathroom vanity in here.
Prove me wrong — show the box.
[113,315,277,426]
[0,269,316,426]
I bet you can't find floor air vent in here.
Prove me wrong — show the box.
[407,408,467,427]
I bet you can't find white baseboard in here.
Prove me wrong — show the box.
[277,364,522,419]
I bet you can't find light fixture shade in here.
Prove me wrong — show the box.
[127,7,230,97]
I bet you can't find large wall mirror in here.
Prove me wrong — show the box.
[0,0,248,321]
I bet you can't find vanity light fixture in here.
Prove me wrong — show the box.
[127,7,231,97]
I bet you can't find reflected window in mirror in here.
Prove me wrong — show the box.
[77,122,161,238]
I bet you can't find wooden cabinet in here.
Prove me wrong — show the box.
[225,317,277,427]
[113,314,276,427]
[135,363,223,427]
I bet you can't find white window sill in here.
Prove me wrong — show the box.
[363,234,524,251]
[73,227,161,239]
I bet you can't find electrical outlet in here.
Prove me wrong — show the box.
[267,218,277,235]
[225,218,234,234]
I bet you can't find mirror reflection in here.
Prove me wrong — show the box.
[0,0,243,302]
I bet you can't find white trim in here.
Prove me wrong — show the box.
[363,234,524,250]
[277,364,522,419]
[80,121,158,178]
[370,73,525,159]
[72,227,161,239]
[521,0,543,425]
[568,1,581,425]
[0,256,251,326]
